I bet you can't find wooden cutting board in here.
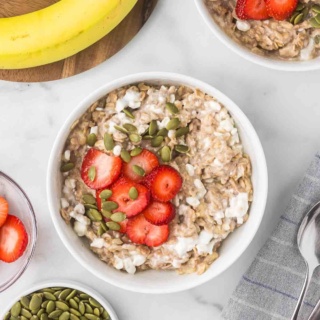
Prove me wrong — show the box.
[0,0,157,82]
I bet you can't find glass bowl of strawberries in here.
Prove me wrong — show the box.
[0,172,37,292]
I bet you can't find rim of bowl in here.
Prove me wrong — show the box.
[194,0,320,71]
[0,280,119,320]
[47,72,268,293]
[0,171,38,293]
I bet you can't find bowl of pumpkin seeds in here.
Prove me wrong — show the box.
[1,281,119,320]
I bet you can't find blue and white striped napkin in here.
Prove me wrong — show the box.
[222,153,320,320]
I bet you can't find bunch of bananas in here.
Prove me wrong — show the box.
[0,0,137,69]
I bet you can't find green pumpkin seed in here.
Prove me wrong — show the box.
[87,209,102,221]
[132,165,145,176]
[73,297,80,303]
[130,147,142,156]
[160,146,171,162]
[102,201,119,211]
[31,316,39,320]
[66,290,77,301]
[99,189,112,200]
[166,118,180,130]
[102,310,110,319]
[85,303,93,313]
[56,301,69,311]
[142,135,153,140]
[165,102,179,114]
[70,315,80,320]
[296,3,305,11]
[175,127,189,138]
[129,186,138,200]
[148,120,158,136]
[122,108,135,119]
[310,17,320,27]
[302,6,309,19]
[82,194,96,205]
[88,166,96,182]
[174,145,189,153]
[294,12,303,24]
[111,212,126,222]
[41,301,49,308]
[151,136,164,147]
[84,203,98,210]
[11,302,21,316]
[54,291,62,298]
[123,123,137,132]
[21,309,32,318]
[59,289,72,301]
[114,125,128,134]
[86,133,97,147]
[312,4,320,13]
[79,302,85,315]
[48,310,63,319]
[120,150,131,163]
[69,309,81,317]
[43,292,56,301]
[103,133,115,151]
[60,163,74,172]
[41,315,49,320]
[101,209,112,219]
[21,316,29,320]
[59,311,70,320]
[157,128,168,137]
[4,313,10,320]
[21,296,31,309]
[106,221,121,231]
[129,133,141,143]
[290,11,299,23]
[30,294,43,311]
[93,308,100,316]
[97,224,104,236]
[315,13,320,23]
[88,298,102,308]
[46,301,55,314]
[37,309,45,317]
[84,314,99,320]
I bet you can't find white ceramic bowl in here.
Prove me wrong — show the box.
[194,0,320,71]
[47,72,268,294]
[1,280,119,320]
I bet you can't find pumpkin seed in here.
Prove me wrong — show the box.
[151,136,164,147]
[97,224,104,236]
[66,290,77,301]
[174,145,189,153]
[59,289,72,301]
[31,316,39,320]
[84,203,98,210]
[21,316,29,320]
[142,135,153,140]
[21,309,32,318]
[290,11,299,23]
[79,294,90,300]
[103,133,114,151]
[43,292,56,301]
[148,120,158,136]
[79,302,85,315]
[41,315,49,320]
[166,118,180,130]
[312,4,320,13]
[86,133,97,147]
[93,308,100,316]
[4,313,10,320]
[101,209,112,219]
[69,309,81,316]
[84,314,99,320]
[106,221,121,231]
[160,146,171,162]
[132,165,145,176]
[129,187,138,200]
[129,133,142,143]
[99,190,112,200]
[85,304,93,313]
[37,309,45,317]
[122,108,135,119]
[175,126,189,138]
[82,194,96,205]
[114,125,128,134]
[302,6,309,19]
[46,301,55,314]
[120,150,131,163]
[70,315,80,320]
[165,102,179,114]
[102,310,110,319]
[88,166,96,182]
[87,209,102,221]
[88,298,102,308]
[102,201,118,211]
[310,17,320,27]
[123,123,137,132]
[42,301,49,308]
[56,301,69,311]
[60,163,74,172]
[315,13,320,23]
[130,147,143,156]
[294,12,303,24]
[21,296,31,309]
[30,294,43,311]
[111,212,126,222]
[48,310,63,318]
[59,311,70,320]
[157,128,168,137]
[11,302,21,317]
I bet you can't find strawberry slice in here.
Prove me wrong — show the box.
[109,177,150,218]
[143,165,182,202]
[0,215,28,263]
[236,0,269,20]
[143,201,175,226]
[265,0,297,20]
[119,219,128,233]
[126,214,169,247]
[123,149,159,182]
[81,148,122,190]
[0,197,9,228]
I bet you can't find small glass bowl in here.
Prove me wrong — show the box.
[0,171,37,292]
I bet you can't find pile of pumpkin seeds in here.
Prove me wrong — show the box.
[4,287,110,320]
[289,3,320,27]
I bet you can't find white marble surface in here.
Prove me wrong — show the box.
[1,0,320,318]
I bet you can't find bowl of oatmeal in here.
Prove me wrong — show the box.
[47,72,267,293]
[195,0,320,71]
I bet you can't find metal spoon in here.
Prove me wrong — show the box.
[290,201,320,320]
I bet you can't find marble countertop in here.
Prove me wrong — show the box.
[1,0,320,318]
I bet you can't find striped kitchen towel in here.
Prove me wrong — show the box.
[222,153,320,320]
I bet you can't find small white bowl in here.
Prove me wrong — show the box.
[47,72,268,294]
[1,280,119,320]
[194,0,320,71]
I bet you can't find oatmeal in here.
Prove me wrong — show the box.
[205,0,320,61]
[59,83,253,275]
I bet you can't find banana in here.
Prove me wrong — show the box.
[0,0,137,69]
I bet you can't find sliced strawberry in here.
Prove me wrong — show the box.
[109,177,150,218]
[119,219,128,233]
[143,201,175,226]
[265,0,297,20]
[143,165,182,202]
[96,189,103,211]
[0,215,28,263]
[81,148,122,190]
[0,197,9,228]
[123,149,159,182]
[126,214,169,247]
[236,0,269,20]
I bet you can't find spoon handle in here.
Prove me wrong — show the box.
[290,265,312,320]
[308,299,320,320]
